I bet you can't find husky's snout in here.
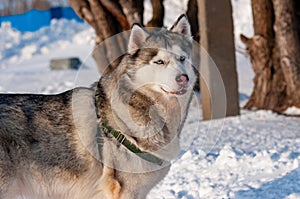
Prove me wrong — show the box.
[175,74,189,86]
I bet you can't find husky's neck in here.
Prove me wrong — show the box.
[95,62,184,160]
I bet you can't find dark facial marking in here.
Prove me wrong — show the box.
[128,48,159,65]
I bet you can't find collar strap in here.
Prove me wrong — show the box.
[101,123,165,166]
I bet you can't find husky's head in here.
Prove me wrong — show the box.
[97,15,196,162]
[123,15,196,97]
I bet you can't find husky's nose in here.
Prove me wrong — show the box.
[175,74,189,86]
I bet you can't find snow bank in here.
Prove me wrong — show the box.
[149,110,300,198]
[0,19,93,67]
[0,19,96,94]
[284,106,300,116]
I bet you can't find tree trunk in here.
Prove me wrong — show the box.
[146,0,164,27]
[272,0,300,106]
[119,0,144,25]
[186,0,199,42]
[69,0,143,74]
[186,0,200,91]
[241,0,300,112]
[198,0,239,119]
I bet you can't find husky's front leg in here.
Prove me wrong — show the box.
[100,166,122,199]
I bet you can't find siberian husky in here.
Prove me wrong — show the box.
[0,15,196,199]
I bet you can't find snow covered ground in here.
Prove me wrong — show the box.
[0,0,299,198]
[149,107,300,198]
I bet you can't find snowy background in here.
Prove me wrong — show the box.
[0,0,300,198]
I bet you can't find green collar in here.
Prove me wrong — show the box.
[100,123,165,166]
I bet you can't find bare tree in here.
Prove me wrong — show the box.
[241,0,300,112]
[146,0,164,27]
[69,0,167,74]
[0,0,67,16]
[70,0,241,119]
[198,0,240,119]
[32,0,51,10]
[69,0,204,75]
[186,0,199,42]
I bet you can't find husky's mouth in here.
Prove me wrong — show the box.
[160,86,187,95]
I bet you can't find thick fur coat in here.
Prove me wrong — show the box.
[0,15,196,199]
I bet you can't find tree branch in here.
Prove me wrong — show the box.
[99,0,130,30]
[146,0,164,27]
[119,0,144,25]
[68,0,95,27]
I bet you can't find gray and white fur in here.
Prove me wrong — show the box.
[0,15,196,199]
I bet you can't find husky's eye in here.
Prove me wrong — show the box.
[154,60,165,65]
[179,56,186,62]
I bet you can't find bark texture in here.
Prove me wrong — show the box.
[69,0,143,74]
[1,0,51,15]
[241,0,300,112]
[273,0,300,105]
[186,0,200,90]
[199,0,240,119]
[146,0,164,27]
[186,0,199,42]
[69,0,169,74]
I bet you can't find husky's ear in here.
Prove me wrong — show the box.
[170,15,192,38]
[128,24,149,52]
